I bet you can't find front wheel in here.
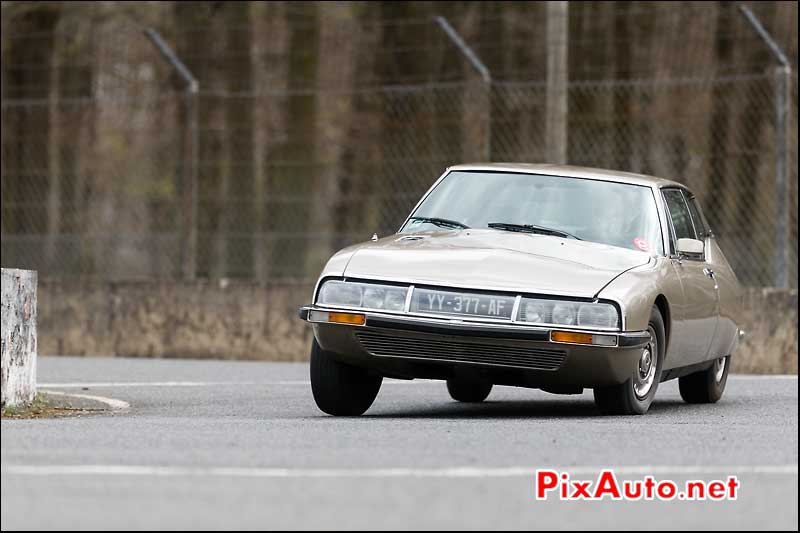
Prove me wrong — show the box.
[310,340,382,416]
[678,355,730,404]
[593,306,665,415]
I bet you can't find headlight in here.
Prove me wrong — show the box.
[317,280,407,312]
[383,289,408,311]
[362,287,385,309]
[522,301,548,323]
[577,303,618,329]
[552,303,577,326]
[318,280,362,307]
[519,298,619,329]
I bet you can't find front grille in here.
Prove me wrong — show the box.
[355,330,567,371]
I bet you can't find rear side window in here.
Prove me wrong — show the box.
[686,196,707,238]
[663,189,697,241]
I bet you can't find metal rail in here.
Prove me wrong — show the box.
[433,16,492,161]
[144,28,199,280]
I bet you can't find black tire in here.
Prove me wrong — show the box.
[309,340,382,416]
[593,306,665,415]
[679,355,730,404]
[446,377,493,403]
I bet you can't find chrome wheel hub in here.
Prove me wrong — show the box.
[639,350,652,376]
[714,356,726,382]
[633,331,657,399]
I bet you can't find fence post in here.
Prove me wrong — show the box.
[433,16,492,161]
[738,4,792,288]
[143,28,199,280]
[184,84,199,281]
[774,65,791,289]
[546,1,569,165]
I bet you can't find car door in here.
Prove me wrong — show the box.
[662,188,720,365]
[685,194,739,358]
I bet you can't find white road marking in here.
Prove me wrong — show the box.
[37,379,433,388]
[41,391,130,411]
[2,464,796,478]
[728,375,798,380]
[34,375,799,389]
[39,381,265,388]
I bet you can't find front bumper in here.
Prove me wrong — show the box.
[299,306,650,388]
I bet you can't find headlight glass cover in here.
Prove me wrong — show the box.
[519,298,619,329]
[318,281,619,329]
[317,280,407,312]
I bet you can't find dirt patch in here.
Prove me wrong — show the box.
[1,392,110,420]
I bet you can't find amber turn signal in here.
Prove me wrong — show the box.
[328,312,366,326]
[551,331,594,345]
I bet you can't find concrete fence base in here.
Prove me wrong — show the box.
[33,280,798,374]
[38,279,312,361]
[735,288,798,374]
[1,269,38,407]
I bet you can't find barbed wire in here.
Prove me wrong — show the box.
[1,1,797,286]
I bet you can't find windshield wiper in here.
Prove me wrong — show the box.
[409,216,470,229]
[488,222,582,240]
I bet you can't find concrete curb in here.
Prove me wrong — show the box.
[42,391,130,412]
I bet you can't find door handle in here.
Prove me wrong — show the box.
[703,268,719,290]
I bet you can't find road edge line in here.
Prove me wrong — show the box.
[42,391,130,411]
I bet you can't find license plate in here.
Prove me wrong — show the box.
[411,288,515,320]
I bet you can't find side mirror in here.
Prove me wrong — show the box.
[676,238,704,256]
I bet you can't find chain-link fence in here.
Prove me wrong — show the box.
[3,73,796,287]
[2,17,797,289]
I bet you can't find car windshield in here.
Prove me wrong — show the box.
[401,171,664,254]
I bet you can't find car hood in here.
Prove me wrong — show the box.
[342,229,652,298]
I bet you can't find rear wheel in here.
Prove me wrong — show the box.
[678,355,730,404]
[446,377,493,403]
[310,340,382,416]
[593,306,665,415]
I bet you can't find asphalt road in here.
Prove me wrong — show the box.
[1,356,797,530]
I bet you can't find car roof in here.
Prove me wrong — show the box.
[446,163,688,191]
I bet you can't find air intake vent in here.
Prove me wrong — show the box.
[355,330,566,371]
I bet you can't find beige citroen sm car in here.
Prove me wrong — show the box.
[299,164,743,415]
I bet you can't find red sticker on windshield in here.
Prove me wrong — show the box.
[633,237,649,251]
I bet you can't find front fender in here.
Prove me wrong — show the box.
[597,256,682,333]
[311,243,365,302]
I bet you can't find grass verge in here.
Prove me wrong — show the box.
[1,393,107,419]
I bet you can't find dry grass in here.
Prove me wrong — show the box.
[1,394,106,419]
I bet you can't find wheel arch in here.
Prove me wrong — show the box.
[653,294,671,357]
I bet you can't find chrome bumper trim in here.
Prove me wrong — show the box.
[299,306,649,349]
